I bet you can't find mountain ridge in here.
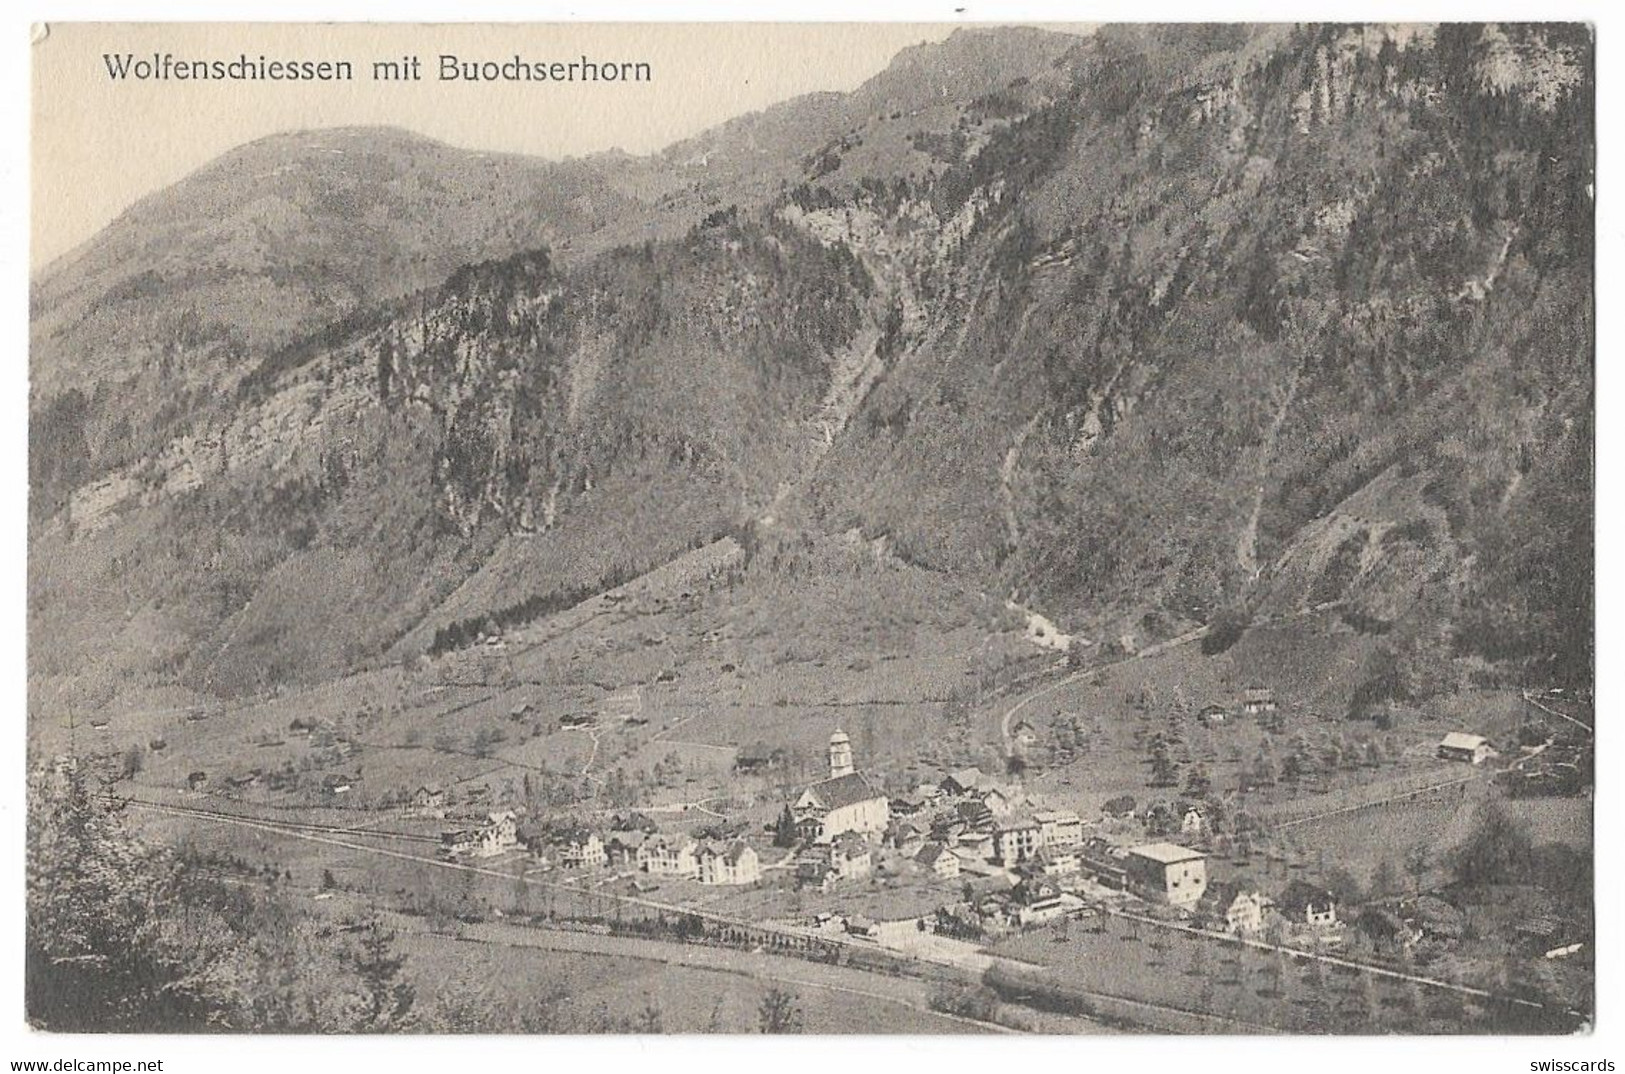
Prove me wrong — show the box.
[28,23,1593,725]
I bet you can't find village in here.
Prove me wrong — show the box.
[63,532,1593,1034]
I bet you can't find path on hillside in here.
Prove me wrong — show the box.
[1520,691,1593,735]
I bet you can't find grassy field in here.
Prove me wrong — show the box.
[395,922,992,1033]
[991,914,1512,1034]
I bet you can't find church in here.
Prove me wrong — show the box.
[792,729,890,844]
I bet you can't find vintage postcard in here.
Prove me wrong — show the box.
[26,21,1594,1039]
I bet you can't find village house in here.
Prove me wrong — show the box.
[1033,809,1084,849]
[831,831,874,882]
[794,846,833,889]
[1241,687,1278,715]
[1198,704,1229,726]
[1402,894,1466,944]
[1078,840,1129,890]
[916,842,961,880]
[888,821,926,856]
[955,829,994,859]
[1203,882,1270,936]
[638,834,700,879]
[1124,842,1208,907]
[981,787,1015,818]
[187,771,209,791]
[604,829,650,868]
[1026,846,1080,878]
[555,826,606,869]
[697,841,761,886]
[1180,806,1205,838]
[889,794,926,817]
[440,828,481,858]
[792,730,890,842]
[1010,876,1067,925]
[404,784,446,818]
[955,799,996,833]
[1278,880,1339,927]
[939,767,987,798]
[1437,732,1498,765]
[995,818,1044,868]
[441,812,518,859]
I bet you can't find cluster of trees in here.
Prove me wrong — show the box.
[27,764,416,1031]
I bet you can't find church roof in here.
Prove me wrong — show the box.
[804,772,884,811]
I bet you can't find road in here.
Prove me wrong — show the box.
[996,625,1211,749]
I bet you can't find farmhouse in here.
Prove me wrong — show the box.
[1241,687,1278,715]
[1437,732,1497,765]
[187,771,209,791]
[405,784,446,817]
[792,730,889,842]
[1198,704,1229,726]
[1124,842,1208,907]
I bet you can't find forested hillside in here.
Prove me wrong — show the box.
[29,24,1592,718]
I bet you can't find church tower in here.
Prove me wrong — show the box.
[828,728,854,779]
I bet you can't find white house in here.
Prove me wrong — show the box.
[1033,809,1084,848]
[697,841,761,886]
[638,834,699,878]
[1124,842,1208,907]
[995,818,1043,867]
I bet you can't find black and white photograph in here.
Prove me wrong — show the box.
[20,14,1600,1054]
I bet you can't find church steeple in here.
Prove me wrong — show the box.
[828,728,854,779]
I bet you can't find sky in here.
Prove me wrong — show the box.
[30,22,1021,268]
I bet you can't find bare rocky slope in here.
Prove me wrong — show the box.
[29,24,1593,718]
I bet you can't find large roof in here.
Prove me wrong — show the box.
[1439,732,1490,750]
[1128,841,1205,865]
[805,772,885,810]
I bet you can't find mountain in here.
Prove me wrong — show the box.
[28,24,1593,722]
